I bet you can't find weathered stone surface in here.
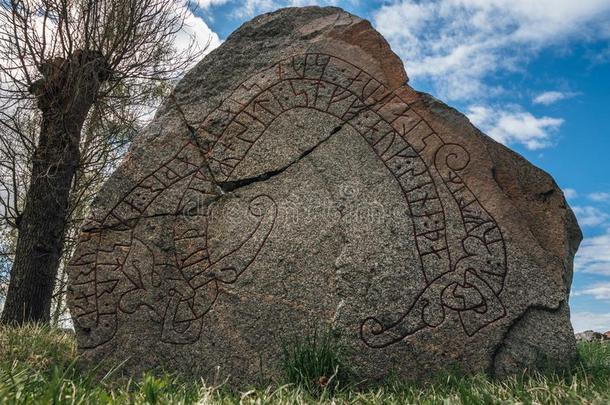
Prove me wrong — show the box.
[67,6,582,386]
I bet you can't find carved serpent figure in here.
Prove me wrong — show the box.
[360,143,507,347]
[69,53,506,351]
[68,140,277,347]
[119,195,277,344]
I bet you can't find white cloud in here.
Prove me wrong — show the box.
[194,0,231,8]
[533,91,576,105]
[466,105,563,150]
[589,192,610,202]
[573,206,609,228]
[232,0,341,18]
[571,311,610,333]
[286,0,341,5]
[573,282,610,300]
[173,4,222,63]
[563,188,578,200]
[372,0,610,101]
[233,0,275,18]
[575,229,610,275]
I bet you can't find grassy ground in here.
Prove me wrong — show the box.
[0,325,609,404]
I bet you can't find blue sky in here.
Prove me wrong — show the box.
[186,0,610,332]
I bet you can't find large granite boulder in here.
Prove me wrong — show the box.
[68,6,582,386]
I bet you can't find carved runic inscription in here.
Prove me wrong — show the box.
[68,53,507,349]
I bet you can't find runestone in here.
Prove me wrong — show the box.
[68,6,582,386]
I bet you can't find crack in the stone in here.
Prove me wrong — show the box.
[82,211,208,233]
[169,94,223,193]
[488,301,565,378]
[217,124,344,193]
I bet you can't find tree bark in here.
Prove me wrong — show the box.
[1,51,108,324]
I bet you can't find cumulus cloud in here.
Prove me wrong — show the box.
[175,5,222,54]
[571,311,610,333]
[574,283,610,300]
[466,105,563,150]
[589,192,610,202]
[572,206,610,228]
[233,0,275,18]
[372,0,610,101]
[575,229,610,275]
[194,0,231,8]
[533,91,577,105]
[232,0,342,18]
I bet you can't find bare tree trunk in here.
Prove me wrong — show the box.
[1,52,107,324]
[1,109,86,324]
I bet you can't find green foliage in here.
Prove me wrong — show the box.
[0,324,609,404]
[280,328,350,395]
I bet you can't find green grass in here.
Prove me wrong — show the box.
[0,325,609,404]
[281,328,350,394]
